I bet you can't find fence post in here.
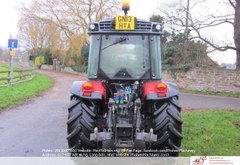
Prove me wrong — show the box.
[9,51,14,86]
[8,70,10,85]
[53,59,57,70]
[20,70,23,80]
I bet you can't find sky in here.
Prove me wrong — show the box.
[0,0,236,64]
[0,1,19,46]
[0,0,158,47]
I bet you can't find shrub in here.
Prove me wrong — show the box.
[35,56,45,69]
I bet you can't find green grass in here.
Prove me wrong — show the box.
[0,65,22,85]
[180,109,240,156]
[180,89,240,98]
[0,65,7,72]
[0,73,52,110]
[0,65,19,76]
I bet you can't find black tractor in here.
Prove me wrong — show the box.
[67,0,182,157]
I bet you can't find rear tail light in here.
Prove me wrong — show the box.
[83,92,92,97]
[143,81,168,99]
[156,83,168,97]
[157,93,166,97]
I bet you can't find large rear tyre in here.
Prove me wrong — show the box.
[151,96,182,156]
[67,97,97,155]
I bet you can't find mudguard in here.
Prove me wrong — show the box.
[70,80,86,97]
[70,81,104,100]
[144,81,180,101]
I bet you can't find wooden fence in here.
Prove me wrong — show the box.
[0,69,35,87]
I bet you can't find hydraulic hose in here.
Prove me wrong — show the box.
[125,81,139,110]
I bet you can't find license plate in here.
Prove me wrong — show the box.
[115,16,135,30]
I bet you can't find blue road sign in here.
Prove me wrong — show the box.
[8,39,18,48]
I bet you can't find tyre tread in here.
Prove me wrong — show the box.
[167,108,183,124]
[67,126,82,140]
[153,133,170,146]
[154,116,169,132]
[151,96,182,156]
[80,118,94,133]
[168,124,183,139]
[67,110,82,124]
[80,133,96,148]
[82,103,96,118]
[153,102,168,116]
[67,98,97,151]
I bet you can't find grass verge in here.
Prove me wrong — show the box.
[180,109,240,156]
[0,73,52,110]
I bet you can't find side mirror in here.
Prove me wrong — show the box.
[81,45,89,58]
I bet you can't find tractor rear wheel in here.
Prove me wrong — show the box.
[151,96,182,156]
[67,97,97,155]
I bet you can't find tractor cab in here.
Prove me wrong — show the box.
[86,2,163,81]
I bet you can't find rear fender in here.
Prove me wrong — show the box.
[70,80,106,100]
[143,81,179,101]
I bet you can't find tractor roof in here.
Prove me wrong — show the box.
[88,17,163,35]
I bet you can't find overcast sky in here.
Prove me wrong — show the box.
[0,1,20,46]
[0,0,236,64]
[0,0,159,46]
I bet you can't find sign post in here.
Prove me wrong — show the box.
[10,49,13,86]
[8,37,18,86]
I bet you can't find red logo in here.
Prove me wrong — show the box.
[192,156,207,165]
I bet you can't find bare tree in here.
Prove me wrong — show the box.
[18,16,60,56]
[232,0,240,68]
[158,0,240,69]
[17,0,121,66]
[18,0,121,45]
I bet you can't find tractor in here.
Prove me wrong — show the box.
[67,0,182,157]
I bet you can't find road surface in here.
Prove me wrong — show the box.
[180,93,240,110]
[0,70,239,157]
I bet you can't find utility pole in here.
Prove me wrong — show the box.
[184,0,190,39]
[183,0,190,61]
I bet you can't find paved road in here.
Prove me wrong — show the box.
[180,93,240,110]
[0,70,86,157]
[0,70,239,157]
